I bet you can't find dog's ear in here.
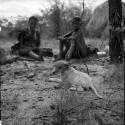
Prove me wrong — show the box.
[64,61,71,67]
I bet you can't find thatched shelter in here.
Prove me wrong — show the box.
[86,2,125,39]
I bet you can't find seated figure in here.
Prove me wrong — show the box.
[55,17,88,61]
[11,16,44,61]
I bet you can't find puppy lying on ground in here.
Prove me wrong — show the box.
[49,60,103,99]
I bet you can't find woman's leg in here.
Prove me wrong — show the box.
[28,50,44,61]
[33,48,44,60]
[19,47,44,61]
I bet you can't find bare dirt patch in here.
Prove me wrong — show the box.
[1,39,124,125]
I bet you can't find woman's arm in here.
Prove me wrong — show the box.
[17,30,27,46]
[36,31,41,48]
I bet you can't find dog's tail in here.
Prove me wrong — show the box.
[91,85,103,99]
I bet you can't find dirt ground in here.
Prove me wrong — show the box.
[0,39,124,125]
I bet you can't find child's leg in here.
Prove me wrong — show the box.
[55,40,66,60]
[54,39,70,61]
[59,39,65,58]
[64,40,75,60]
[63,41,70,56]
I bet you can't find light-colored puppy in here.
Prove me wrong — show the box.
[50,60,103,99]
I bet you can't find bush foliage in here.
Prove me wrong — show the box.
[0,1,125,39]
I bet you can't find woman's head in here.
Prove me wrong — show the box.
[28,16,38,31]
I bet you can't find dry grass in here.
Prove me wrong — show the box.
[0,38,124,125]
[51,63,124,125]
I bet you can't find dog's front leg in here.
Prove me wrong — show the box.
[54,83,64,89]
[77,86,83,92]
[69,85,77,91]
[48,78,62,83]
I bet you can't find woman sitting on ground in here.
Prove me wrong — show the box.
[11,16,44,61]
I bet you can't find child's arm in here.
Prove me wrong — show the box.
[64,31,73,38]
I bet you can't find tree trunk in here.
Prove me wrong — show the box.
[108,0,123,63]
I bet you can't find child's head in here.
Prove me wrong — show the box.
[28,16,38,31]
[72,17,81,31]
